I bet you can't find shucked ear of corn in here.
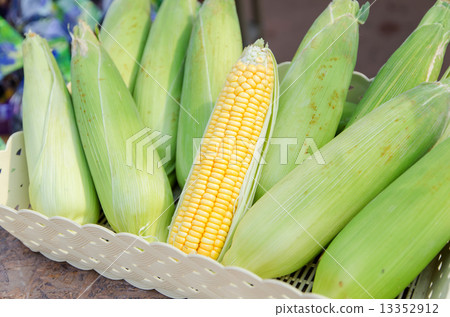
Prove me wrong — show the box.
[99,0,152,91]
[222,80,450,278]
[71,22,174,241]
[22,32,99,224]
[176,0,242,188]
[168,39,279,261]
[346,0,450,127]
[254,0,368,201]
[133,0,197,181]
[313,131,450,299]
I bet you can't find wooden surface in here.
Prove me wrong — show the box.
[0,227,168,299]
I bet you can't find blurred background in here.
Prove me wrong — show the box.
[0,0,448,140]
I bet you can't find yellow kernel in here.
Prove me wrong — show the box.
[214,240,224,248]
[192,220,206,228]
[175,236,185,244]
[257,64,266,72]
[218,229,228,237]
[205,226,218,235]
[235,86,244,94]
[235,96,248,103]
[243,71,254,78]
[247,78,257,87]
[237,62,246,71]
[185,241,198,249]
[224,98,234,105]
[248,64,257,73]
[203,232,216,240]
[199,204,212,214]
[197,248,210,256]
[227,74,238,82]
[241,83,252,90]
[201,237,215,246]
[200,244,214,251]
[238,76,246,84]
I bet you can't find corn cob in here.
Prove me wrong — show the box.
[254,0,368,200]
[99,0,151,91]
[168,40,279,261]
[222,81,450,278]
[313,135,450,299]
[176,0,242,188]
[133,0,197,181]
[22,32,99,224]
[71,22,174,241]
[346,0,450,127]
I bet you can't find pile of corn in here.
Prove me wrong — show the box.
[19,0,449,299]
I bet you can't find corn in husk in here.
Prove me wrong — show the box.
[254,0,368,200]
[133,0,197,181]
[99,0,152,91]
[176,0,242,188]
[313,135,450,299]
[168,39,279,261]
[277,65,371,135]
[22,32,99,224]
[71,22,174,241]
[222,81,450,278]
[346,0,450,127]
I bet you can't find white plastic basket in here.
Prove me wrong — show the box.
[0,132,449,299]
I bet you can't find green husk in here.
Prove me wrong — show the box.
[99,0,152,91]
[133,0,197,180]
[176,0,242,188]
[277,61,291,81]
[255,0,366,200]
[313,137,450,299]
[71,22,174,241]
[346,0,450,127]
[337,72,372,134]
[0,138,5,151]
[222,81,450,278]
[22,32,99,224]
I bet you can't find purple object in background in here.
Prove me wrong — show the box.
[0,102,13,134]
[24,17,68,40]
[10,81,23,133]
[7,0,53,28]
